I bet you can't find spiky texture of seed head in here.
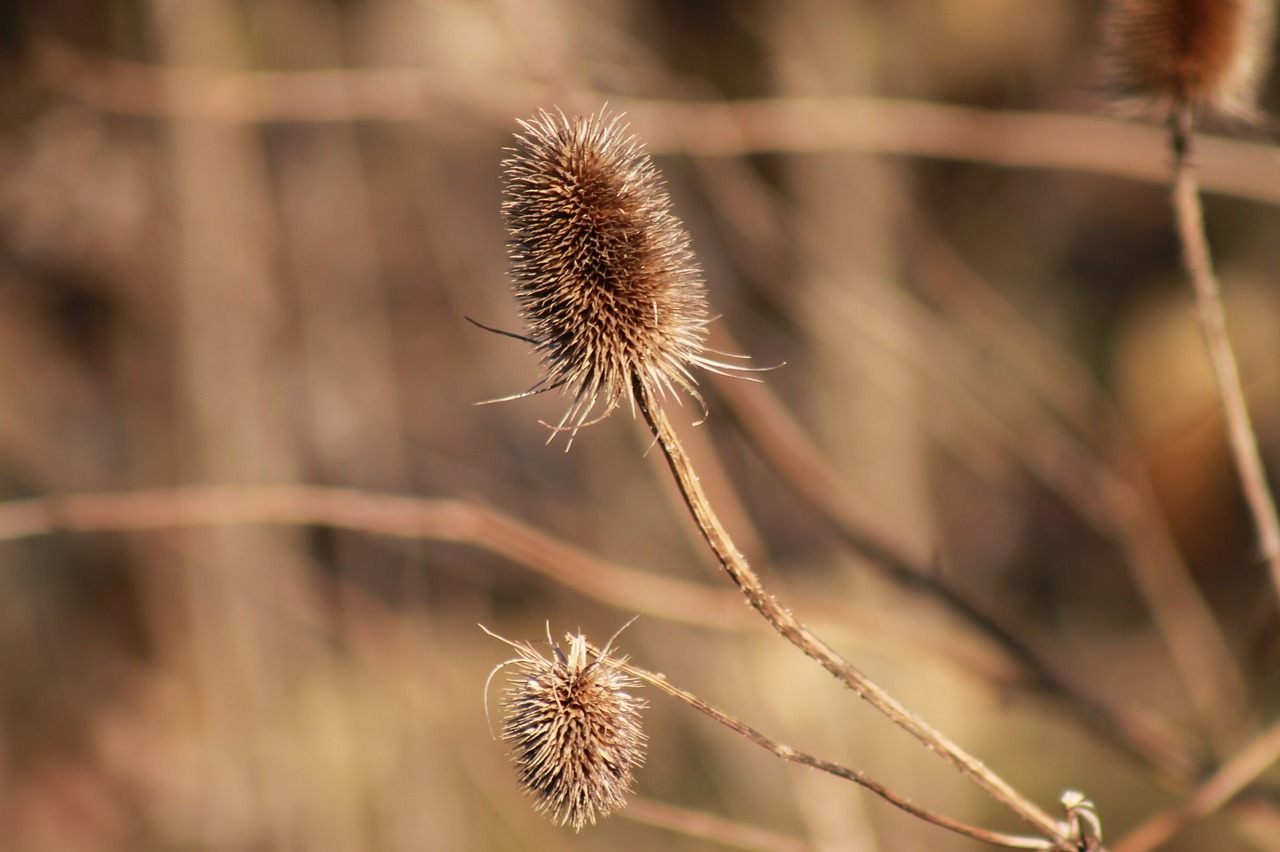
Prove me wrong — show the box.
[502,108,717,437]
[500,633,647,831]
[1102,0,1276,119]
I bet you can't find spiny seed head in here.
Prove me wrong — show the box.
[1102,0,1276,120]
[501,108,722,439]
[496,632,646,830]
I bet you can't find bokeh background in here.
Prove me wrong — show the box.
[0,1,1279,849]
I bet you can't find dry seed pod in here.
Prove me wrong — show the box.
[500,108,743,440]
[489,630,646,830]
[1102,0,1276,120]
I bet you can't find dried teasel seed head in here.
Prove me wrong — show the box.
[487,629,647,830]
[500,108,743,441]
[1102,0,1276,120]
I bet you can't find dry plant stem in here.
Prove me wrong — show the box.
[1112,715,1280,852]
[635,383,1069,846]
[793,245,1248,745]
[1171,105,1280,604]
[713,371,1198,784]
[596,645,1056,851]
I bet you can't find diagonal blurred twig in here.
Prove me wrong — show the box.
[0,485,749,629]
[1112,715,1280,852]
[713,369,1200,786]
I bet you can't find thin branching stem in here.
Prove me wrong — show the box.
[713,366,1200,783]
[591,642,1057,851]
[1170,105,1280,605]
[634,378,1076,848]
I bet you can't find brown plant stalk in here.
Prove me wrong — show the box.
[1169,105,1280,602]
[588,638,1061,851]
[712,353,1201,784]
[634,381,1079,847]
[1100,0,1280,602]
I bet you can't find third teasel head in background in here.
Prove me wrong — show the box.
[1101,0,1277,121]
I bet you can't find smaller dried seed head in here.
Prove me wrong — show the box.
[501,108,737,440]
[492,630,647,831]
[1101,0,1276,120]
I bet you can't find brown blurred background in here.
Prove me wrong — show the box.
[0,1,1278,849]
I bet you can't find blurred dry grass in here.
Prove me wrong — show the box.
[0,1,1279,850]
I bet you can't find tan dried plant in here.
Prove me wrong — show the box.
[487,107,1095,849]
[484,626,647,832]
